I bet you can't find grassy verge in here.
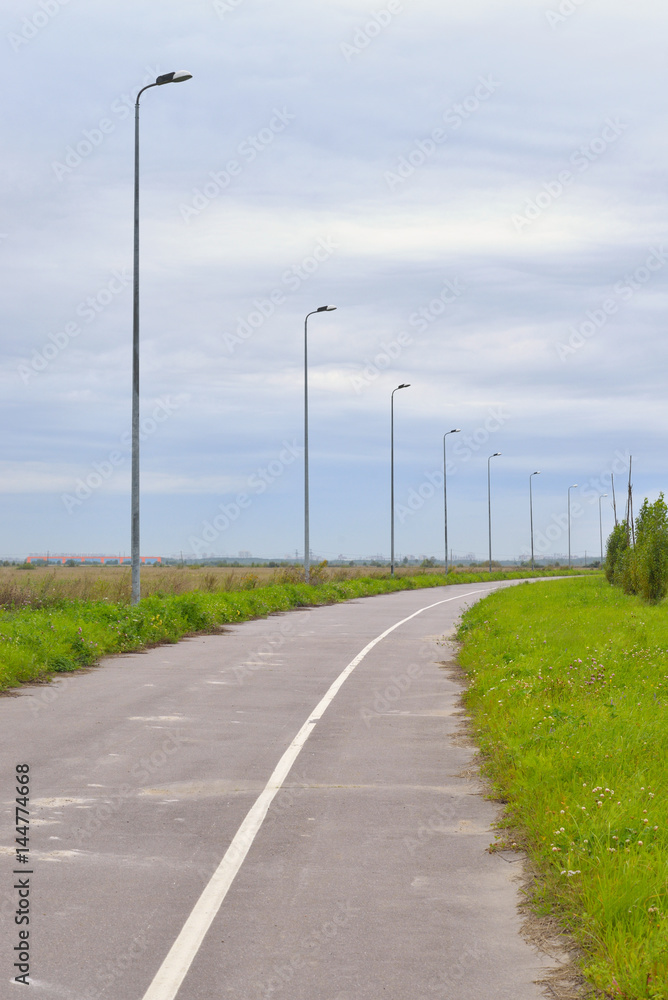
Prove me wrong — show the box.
[456,575,668,999]
[0,568,579,692]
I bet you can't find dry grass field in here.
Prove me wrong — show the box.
[0,562,452,609]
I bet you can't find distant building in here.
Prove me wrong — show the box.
[26,554,162,565]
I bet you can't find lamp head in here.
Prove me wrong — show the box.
[451,428,461,434]
[156,71,193,86]
[571,483,578,489]
[533,470,541,476]
[317,305,337,312]
[397,383,410,389]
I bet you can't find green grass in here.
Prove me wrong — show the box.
[456,575,668,999]
[0,568,580,692]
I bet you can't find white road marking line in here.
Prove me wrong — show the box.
[140,589,485,1000]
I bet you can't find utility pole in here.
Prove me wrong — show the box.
[611,473,618,527]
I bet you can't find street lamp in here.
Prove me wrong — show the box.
[529,471,541,571]
[390,383,411,576]
[487,452,501,572]
[599,493,608,563]
[131,70,192,606]
[303,305,336,583]
[568,484,578,568]
[443,429,460,574]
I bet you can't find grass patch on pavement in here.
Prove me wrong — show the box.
[0,568,579,692]
[456,575,668,999]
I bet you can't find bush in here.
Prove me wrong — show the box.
[275,564,304,584]
[605,498,668,604]
[617,544,639,596]
[605,521,629,585]
[634,494,668,604]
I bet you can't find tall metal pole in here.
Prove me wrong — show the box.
[390,383,410,576]
[390,391,395,576]
[304,305,336,583]
[599,493,608,563]
[529,471,540,571]
[443,429,460,574]
[131,71,192,606]
[304,313,312,584]
[568,484,578,568]
[487,453,501,572]
[131,94,141,605]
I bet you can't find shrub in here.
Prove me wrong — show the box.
[605,499,668,604]
[634,494,668,604]
[604,521,629,585]
[617,544,638,595]
[307,560,329,584]
[275,564,304,584]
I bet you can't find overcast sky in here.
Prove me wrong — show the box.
[2,0,667,562]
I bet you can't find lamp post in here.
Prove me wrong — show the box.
[487,452,501,572]
[529,471,540,571]
[303,305,336,583]
[599,493,608,563]
[390,383,410,576]
[443,429,460,574]
[568,484,578,568]
[131,70,192,606]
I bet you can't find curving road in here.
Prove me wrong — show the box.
[0,581,557,999]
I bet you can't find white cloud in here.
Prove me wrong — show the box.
[2,0,668,559]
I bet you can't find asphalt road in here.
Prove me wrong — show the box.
[0,581,557,999]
